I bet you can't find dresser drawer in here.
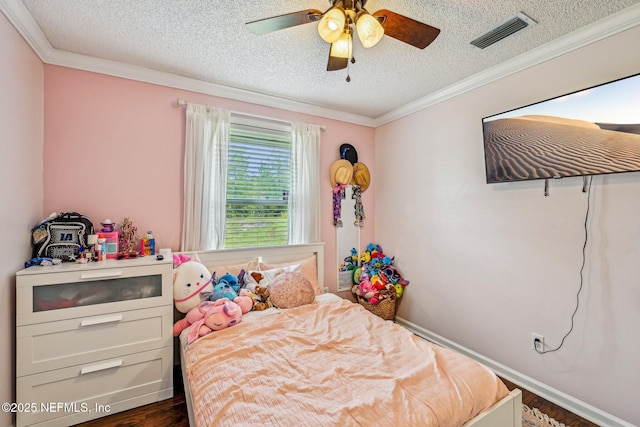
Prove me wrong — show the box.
[17,306,172,376]
[16,259,173,326]
[16,347,173,427]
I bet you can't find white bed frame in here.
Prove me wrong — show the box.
[176,243,521,427]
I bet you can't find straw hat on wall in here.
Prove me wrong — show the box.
[351,162,370,192]
[330,159,354,187]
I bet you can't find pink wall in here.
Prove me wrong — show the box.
[43,66,375,290]
[0,12,44,427]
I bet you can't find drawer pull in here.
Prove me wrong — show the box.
[79,270,124,280]
[80,314,124,327]
[80,359,123,375]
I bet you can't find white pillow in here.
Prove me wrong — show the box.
[259,255,321,296]
[244,264,300,293]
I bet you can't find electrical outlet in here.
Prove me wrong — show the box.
[532,333,544,352]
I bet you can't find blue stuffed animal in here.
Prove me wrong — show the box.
[209,271,245,301]
[210,282,238,302]
[218,272,242,293]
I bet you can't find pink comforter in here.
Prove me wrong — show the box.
[184,296,508,427]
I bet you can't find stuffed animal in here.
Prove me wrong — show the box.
[394,283,404,298]
[173,253,214,314]
[208,272,253,313]
[210,282,253,308]
[358,279,379,304]
[350,242,410,305]
[251,285,273,311]
[234,289,254,313]
[172,299,242,344]
[249,271,264,287]
[190,299,241,343]
[370,274,386,289]
[340,248,359,272]
[173,300,213,337]
[210,282,238,302]
[217,271,245,293]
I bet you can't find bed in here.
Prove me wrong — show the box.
[177,243,522,427]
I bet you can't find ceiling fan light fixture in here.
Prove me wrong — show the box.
[330,29,353,59]
[318,7,346,43]
[355,12,384,48]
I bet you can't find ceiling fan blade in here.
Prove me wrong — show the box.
[373,9,440,49]
[246,9,322,35]
[327,50,348,71]
[327,56,348,71]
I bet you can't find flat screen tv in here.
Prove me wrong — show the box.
[482,72,640,184]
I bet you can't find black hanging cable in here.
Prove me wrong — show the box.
[536,175,593,354]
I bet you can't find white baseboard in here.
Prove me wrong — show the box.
[395,316,634,427]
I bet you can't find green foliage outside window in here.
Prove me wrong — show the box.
[224,126,291,248]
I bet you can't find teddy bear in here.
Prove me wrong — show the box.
[173,253,214,314]
[173,297,251,344]
[249,271,264,287]
[251,285,273,311]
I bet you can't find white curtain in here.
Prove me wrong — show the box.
[181,103,230,251]
[288,122,322,244]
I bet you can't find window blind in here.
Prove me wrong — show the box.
[224,118,292,248]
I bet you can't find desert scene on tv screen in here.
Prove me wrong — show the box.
[483,74,640,184]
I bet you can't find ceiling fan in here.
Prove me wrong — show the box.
[246,0,441,78]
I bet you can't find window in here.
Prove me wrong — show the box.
[224,117,292,248]
[181,103,320,252]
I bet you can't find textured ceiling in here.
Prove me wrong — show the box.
[8,0,640,122]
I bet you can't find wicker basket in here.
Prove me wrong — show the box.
[357,294,396,320]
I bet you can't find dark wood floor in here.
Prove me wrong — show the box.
[73,367,600,427]
[500,378,600,427]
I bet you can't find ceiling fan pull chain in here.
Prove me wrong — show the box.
[346,58,351,82]
[346,45,355,82]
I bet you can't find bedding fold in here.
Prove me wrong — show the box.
[184,296,508,427]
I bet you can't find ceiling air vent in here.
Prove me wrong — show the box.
[470,12,536,49]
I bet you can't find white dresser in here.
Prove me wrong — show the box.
[15,255,174,427]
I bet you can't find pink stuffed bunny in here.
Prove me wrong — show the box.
[173,293,253,344]
[173,301,212,337]
[187,299,240,344]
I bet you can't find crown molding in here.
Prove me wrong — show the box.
[0,0,376,128]
[0,0,52,59]
[45,48,378,127]
[373,3,640,127]
[2,0,638,129]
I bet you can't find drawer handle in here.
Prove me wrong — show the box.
[79,270,123,280]
[80,359,123,375]
[80,314,124,327]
